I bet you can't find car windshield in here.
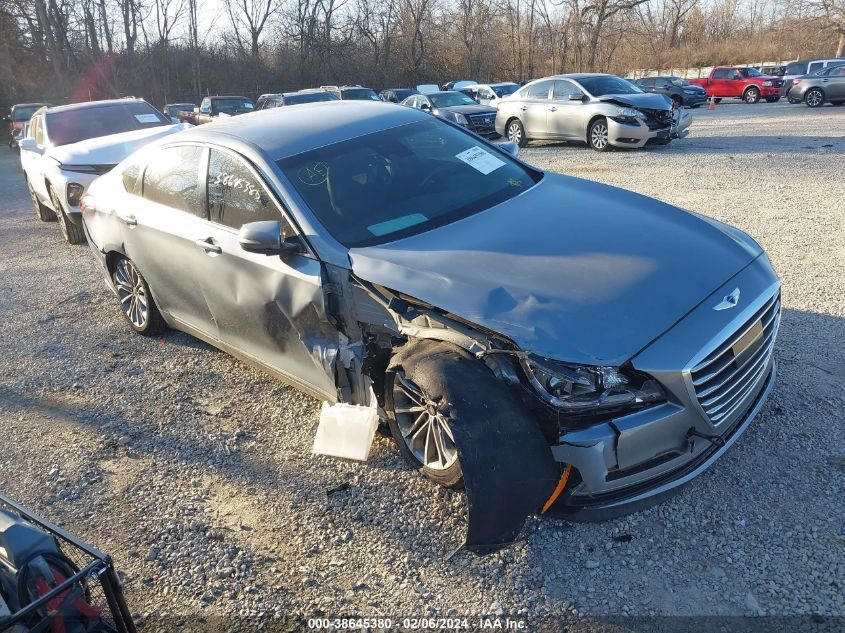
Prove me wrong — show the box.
[341,88,380,101]
[13,106,41,121]
[215,98,254,114]
[277,118,541,248]
[394,90,417,100]
[578,76,643,96]
[286,92,339,105]
[45,102,170,146]
[168,104,194,113]
[492,84,520,97]
[739,68,765,77]
[667,77,689,86]
[430,92,477,107]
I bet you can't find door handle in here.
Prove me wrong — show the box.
[118,214,137,227]
[195,237,222,254]
[549,106,557,112]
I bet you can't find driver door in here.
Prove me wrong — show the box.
[194,147,337,398]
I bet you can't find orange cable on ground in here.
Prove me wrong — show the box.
[541,464,572,514]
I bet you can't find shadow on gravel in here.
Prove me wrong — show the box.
[527,136,844,156]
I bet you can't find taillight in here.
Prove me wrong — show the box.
[79,194,96,213]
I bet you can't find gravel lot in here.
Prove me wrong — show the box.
[0,101,843,629]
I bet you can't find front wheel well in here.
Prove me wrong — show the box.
[586,114,607,143]
[105,251,124,278]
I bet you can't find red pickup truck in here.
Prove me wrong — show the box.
[688,67,784,104]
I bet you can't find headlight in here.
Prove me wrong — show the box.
[683,89,697,94]
[520,356,664,416]
[763,80,772,87]
[66,182,85,206]
[452,112,469,126]
[610,107,645,125]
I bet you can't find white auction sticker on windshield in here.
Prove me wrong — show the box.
[455,146,505,175]
[134,114,161,123]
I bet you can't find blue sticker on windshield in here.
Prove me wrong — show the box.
[367,213,428,236]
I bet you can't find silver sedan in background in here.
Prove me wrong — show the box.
[786,64,845,107]
[496,73,692,150]
[81,101,776,553]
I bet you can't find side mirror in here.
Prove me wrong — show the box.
[18,138,37,151]
[420,103,431,112]
[239,220,303,256]
[569,93,585,101]
[500,141,519,158]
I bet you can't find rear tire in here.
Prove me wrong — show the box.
[713,98,722,104]
[588,117,611,151]
[112,257,166,336]
[805,88,825,107]
[50,186,85,244]
[831,100,845,106]
[28,179,56,222]
[506,118,528,147]
[743,87,761,104]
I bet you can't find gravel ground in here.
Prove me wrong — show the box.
[0,101,843,630]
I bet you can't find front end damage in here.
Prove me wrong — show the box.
[321,254,778,554]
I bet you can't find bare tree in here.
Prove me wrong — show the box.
[224,0,276,62]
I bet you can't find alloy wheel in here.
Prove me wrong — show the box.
[115,259,150,329]
[51,190,69,239]
[806,90,823,107]
[590,122,609,150]
[28,182,40,214]
[392,372,458,471]
[507,122,522,144]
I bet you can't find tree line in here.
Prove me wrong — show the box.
[1,0,843,109]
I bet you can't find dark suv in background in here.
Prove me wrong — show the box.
[633,76,708,108]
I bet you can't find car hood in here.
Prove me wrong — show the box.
[436,104,497,115]
[48,123,191,167]
[598,92,672,110]
[349,174,761,365]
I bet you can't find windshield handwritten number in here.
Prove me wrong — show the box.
[297,162,329,186]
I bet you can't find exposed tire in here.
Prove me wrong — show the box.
[49,186,85,244]
[505,118,528,147]
[27,178,56,222]
[764,96,780,103]
[386,341,537,489]
[111,256,166,336]
[385,361,464,489]
[805,88,825,108]
[588,117,611,151]
[743,87,761,104]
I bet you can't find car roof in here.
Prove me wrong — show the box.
[174,101,427,161]
[43,98,150,114]
[12,102,49,109]
[206,95,252,100]
[425,91,463,97]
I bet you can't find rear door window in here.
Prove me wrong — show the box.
[527,81,552,99]
[207,149,283,229]
[142,146,205,216]
[808,61,824,73]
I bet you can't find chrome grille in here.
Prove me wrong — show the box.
[691,291,780,425]
[469,113,496,128]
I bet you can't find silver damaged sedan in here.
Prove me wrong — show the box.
[496,73,692,150]
[81,101,779,554]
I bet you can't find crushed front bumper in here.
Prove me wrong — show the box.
[608,110,691,148]
[546,256,780,515]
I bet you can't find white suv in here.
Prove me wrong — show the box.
[19,99,188,244]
